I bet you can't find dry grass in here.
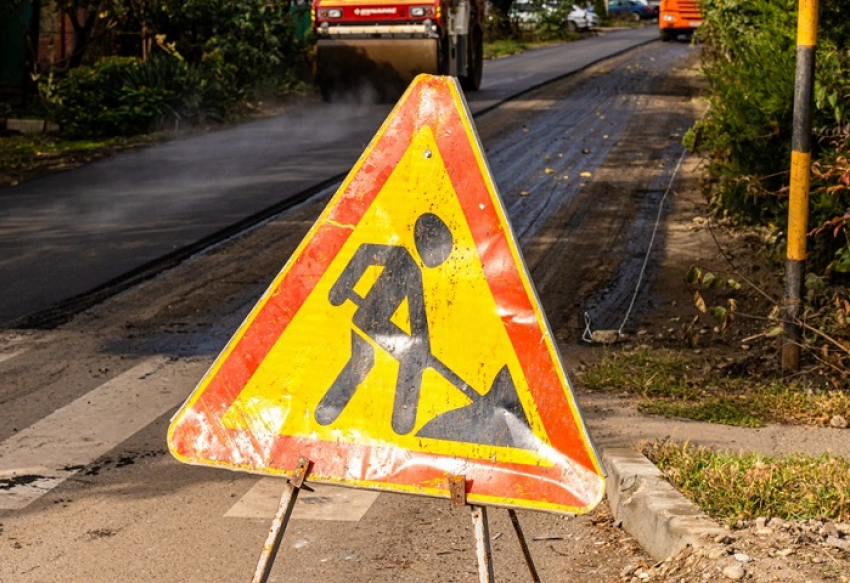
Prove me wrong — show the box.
[578,347,850,427]
[643,440,850,525]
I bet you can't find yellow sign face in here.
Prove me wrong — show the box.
[220,126,545,465]
[169,75,605,514]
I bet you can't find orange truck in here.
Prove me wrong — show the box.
[658,0,703,41]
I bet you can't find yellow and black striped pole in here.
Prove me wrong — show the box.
[782,0,819,371]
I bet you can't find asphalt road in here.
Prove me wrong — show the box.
[0,34,706,582]
[0,27,655,326]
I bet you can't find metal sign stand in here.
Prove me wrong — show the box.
[471,505,496,582]
[508,509,542,583]
[449,476,541,583]
[249,467,541,583]
[251,456,311,583]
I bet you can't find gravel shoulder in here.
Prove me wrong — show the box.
[576,122,850,583]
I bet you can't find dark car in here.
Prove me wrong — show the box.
[607,0,657,20]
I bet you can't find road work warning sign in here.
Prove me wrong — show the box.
[168,75,605,514]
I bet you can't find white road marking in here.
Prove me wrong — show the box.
[0,356,191,510]
[0,349,25,365]
[226,479,380,521]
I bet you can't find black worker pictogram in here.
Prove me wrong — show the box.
[315,213,538,450]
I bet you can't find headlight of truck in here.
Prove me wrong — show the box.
[325,8,342,18]
[662,13,675,21]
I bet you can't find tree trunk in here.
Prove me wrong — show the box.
[67,7,98,68]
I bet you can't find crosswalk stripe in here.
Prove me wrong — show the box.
[0,356,193,510]
[225,479,380,522]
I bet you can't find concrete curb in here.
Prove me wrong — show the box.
[602,447,727,560]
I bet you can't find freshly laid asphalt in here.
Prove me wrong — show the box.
[0,27,656,327]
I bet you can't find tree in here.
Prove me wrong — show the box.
[489,0,515,36]
[51,0,105,68]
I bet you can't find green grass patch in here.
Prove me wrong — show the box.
[1,135,112,169]
[0,134,150,183]
[484,39,559,59]
[579,347,703,399]
[644,441,850,524]
[641,399,763,427]
[579,347,850,426]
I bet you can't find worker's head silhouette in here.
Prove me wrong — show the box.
[414,213,453,268]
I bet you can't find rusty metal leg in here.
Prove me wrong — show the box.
[470,505,495,583]
[508,509,541,583]
[251,457,311,583]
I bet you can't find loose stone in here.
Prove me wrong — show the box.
[722,563,745,580]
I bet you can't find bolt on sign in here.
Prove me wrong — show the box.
[168,75,605,515]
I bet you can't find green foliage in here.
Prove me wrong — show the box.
[594,0,608,22]
[687,0,797,220]
[38,0,310,136]
[153,0,310,100]
[537,4,579,39]
[814,48,850,127]
[810,131,850,280]
[52,55,223,137]
[687,0,850,276]
[53,57,156,137]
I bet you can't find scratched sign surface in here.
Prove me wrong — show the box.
[168,75,605,514]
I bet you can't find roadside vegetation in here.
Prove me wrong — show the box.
[684,0,850,377]
[0,133,163,186]
[580,347,850,427]
[581,0,850,529]
[587,0,849,431]
[2,0,311,140]
[643,440,850,525]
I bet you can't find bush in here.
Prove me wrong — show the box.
[38,0,311,136]
[154,0,310,100]
[687,0,850,275]
[52,55,224,138]
[54,57,161,137]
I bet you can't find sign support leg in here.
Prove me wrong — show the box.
[471,505,495,583]
[251,456,311,583]
[508,509,541,583]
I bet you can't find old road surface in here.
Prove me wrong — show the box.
[0,27,656,327]
[0,32,705,582]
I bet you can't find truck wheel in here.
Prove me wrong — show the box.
[660,28,675,42]
[460,25,483,91]
[567,20,578,33]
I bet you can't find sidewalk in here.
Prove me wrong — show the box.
[580,388,850,560]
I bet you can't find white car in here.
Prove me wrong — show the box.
[567,4,600,31]
[510,1,599,32]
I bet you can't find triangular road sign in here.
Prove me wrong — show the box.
[168,75,605,514]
